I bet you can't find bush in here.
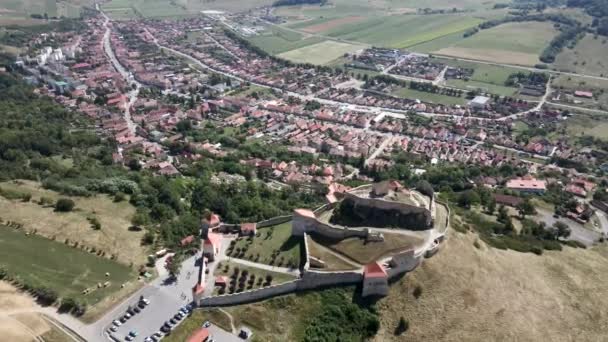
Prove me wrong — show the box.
[55,198,75,212]
[412,285,423,299]
[394,316,409,335]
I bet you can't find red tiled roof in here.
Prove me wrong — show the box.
[204,232,222,248]
[294,208,315,218]
[186,327,209,342]
[240,223,256,232]
[364,261,387,279]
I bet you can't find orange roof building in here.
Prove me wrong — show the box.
[186,327,209,342]
[362,262,389,297]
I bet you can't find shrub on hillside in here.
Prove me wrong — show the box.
[55,198,75,212]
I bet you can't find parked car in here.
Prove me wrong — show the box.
[203,321,211,328]
[133,307,141,314]
[144,337,153,342]
[113,320,122,327]
[124,312,132,319]
[110,326,118,332]
[169,318,177,325]
[125,336,133,342]
[142,298,150,305]
[161,326,170,333]
[129,331,138,337]
[119,317,127,324]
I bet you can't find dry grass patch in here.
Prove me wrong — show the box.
[306,234,359,270]
[300,16,365,33]
[0,180,146,266]
[310,232,423,264]
[374,230,608,341]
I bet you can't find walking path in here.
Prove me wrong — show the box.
[227,257,300,276]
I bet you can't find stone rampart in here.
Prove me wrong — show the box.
[340,192,432,228]
[292,211,368,239]
[199,280,299,307]
[257,215,293,228]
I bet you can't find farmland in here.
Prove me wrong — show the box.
[553,34,608,77]
[299,14,484,49]
[0,0,91,20]
[277,40,365,65]
[435,22,559,66]
[247,25,324,55]
[391,87,467,106]
[440,58,528,96]
[0,225,136,306]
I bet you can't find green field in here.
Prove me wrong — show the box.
[391,87,467,105]
[553,34,608,77]
[230,222,301,267]
[439,58,526,96]
[435,21,558,66]
[306,14,483,48]
[247,25,324,55]
[0,226,135,305]
[101,0,189,19]
[278,40,365,65]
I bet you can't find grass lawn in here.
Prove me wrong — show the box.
[230,222,301,268]
[305,234,359,270]
[561,115,608,140]
[162,309,232,342]
[553,34,608,77]
[438,58,527,96]
[391,87,466,105]
[0,180,146,266]
[435,21,558,66]
[310,232,423,264]
[277,40,365,65]
[247,25,324,55]
[0,225,136,305]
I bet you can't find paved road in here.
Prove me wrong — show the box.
[101,12,140,135]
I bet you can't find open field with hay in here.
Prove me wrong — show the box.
[439,58,527,96]
[0,180,146,266]
[0,226,136,305]
[373,229,608,341]
[277,40,365,65]
[247,25,324,55]
[553,34,608,77]
[435,22,558,66]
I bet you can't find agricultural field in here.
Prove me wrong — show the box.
[0,180,147,266]
[435,22,559,66]
[0,0,91,20]
[277,40,365,65]
[439,58,528,96]
[247,25,324,55]
[561,114,608,140]
[372,228,608,341]
[553,34,608,77]
[302,14,484,49]
[229,221,301,268]
[101,0,189,19]
[0,225,136,306]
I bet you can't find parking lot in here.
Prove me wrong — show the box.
[92,253,241,342]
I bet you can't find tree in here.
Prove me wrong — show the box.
[55,198,75,212]
[516,199,536,219]
[395,316,409,335]
[497,205,509,223]
[553,221,571,239]
[166,253,184,278]
[458,190,480,208]
[485,197,496,215]
[141,232,154,245]
[416,180,434,198]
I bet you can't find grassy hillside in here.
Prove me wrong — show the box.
[373,229,608,341]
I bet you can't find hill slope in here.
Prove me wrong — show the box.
[374,230,608,341]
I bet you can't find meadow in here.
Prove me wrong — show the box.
[278,40,365,65]
[0,180,146,266]
[0,225,136,305]
[435,22,558,66]
[304,14,484,49]
[553,34,608,77]
[439,58,527,96]
[230,221,301,267]
[247,25,324,55]
[391,87,467,105]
